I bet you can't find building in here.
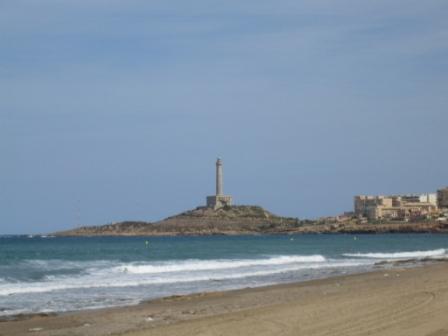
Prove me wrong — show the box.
[354,193,438,221]
[437,187,448,208]
[206,158,233,210]
[400,194,438,204]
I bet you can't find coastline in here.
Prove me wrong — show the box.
[53,221,448,238]
[52,205,448,237]
[3,261,448,336]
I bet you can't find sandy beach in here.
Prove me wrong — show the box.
[1,262,448,336]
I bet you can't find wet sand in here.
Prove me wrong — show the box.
[2,262,448,336]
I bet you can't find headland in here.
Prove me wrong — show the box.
[54,159,448,236]
[54,204,448,236]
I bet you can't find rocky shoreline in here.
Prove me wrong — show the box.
[54,205,448,236]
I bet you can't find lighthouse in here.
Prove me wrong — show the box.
[216,158,223,195]
[206,158,233,210]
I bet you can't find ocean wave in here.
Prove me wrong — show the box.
[343,248,446,259]
[114,255,327,274]
[0,259,365,296]
[21,259,116,268]
[0,308,30,317]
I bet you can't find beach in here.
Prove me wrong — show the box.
[3,261,448,336]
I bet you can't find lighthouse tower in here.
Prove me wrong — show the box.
[206,158,233,210]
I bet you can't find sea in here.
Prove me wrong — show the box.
[0,233,447,317]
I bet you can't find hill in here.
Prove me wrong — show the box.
[54,205,448,236]
[54,205,300,236]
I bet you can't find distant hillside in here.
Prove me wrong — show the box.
[54,205,448,236]
[54,205,300,236]
[55,221,154,236]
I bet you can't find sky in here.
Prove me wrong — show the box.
[1,0,448,234]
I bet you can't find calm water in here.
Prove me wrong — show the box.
[0,234,447,316]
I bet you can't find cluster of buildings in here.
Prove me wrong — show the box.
[355,187,448,221]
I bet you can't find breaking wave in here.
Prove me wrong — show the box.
[115,255,327,274]
[343,248,446,259]
[0,255,367,296]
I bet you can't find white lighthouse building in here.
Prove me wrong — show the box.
[206,158,233,209]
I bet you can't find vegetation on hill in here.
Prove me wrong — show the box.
[54,205,448,236]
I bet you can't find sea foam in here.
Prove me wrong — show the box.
[115,255,327,274]
[343,248,446,259]
[0,256,366,296]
